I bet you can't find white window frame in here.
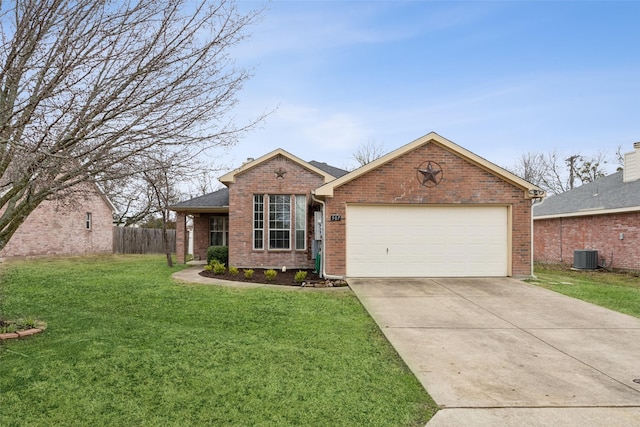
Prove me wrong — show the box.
[295,195,306,250]
[253,195,264,250]
[268,194,291,250]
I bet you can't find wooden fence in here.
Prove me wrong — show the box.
[113,227,176,254]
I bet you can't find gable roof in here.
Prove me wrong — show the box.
[533,171,640,219]
[219,148,339,185]
[171,187,229,213]
[314,132,544,198]
[308,161,349,178]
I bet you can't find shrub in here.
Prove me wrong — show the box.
[264,269,277,281]
[229,266,239,275]
[212,261,226,275]
[203,264,213,272]
[207,246,228,265]
[243,269,254,279]
[1,322,17,334]
[294,270,308,283]
[24,317,36,329]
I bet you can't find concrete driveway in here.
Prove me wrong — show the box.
[348,277,640,426]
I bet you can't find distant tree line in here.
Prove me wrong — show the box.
[504,147,624,195]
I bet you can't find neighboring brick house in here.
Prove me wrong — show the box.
[0,183,116,258]
[172,132,543,278]
[533,142,640,271]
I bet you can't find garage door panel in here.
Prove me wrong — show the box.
[346,205,508,277]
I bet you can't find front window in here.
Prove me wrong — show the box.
[85,212,92,230]
[269,195,290,249]
[253,194,306,251]
[209,216,228,246]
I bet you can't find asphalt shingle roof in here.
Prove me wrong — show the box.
[308,161,349,178]
[172,187,229,209]
[533,171,640,217]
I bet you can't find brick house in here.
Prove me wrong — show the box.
[0,183,116,258]
[172,132,543,278]
[533,142,640,271]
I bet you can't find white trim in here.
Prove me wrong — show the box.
[315,132,544,199]
[219,148,336,184]
[534,205,640,220]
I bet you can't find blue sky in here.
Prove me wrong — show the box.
[223,0,639,173]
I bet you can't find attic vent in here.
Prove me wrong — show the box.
[573,250,599,270]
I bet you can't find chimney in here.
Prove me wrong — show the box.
[623,142,640,183]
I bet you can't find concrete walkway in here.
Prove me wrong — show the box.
[348,277,640,426]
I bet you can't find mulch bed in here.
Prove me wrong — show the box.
[199,268,348,288]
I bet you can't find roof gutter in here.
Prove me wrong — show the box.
[169,206,229,213]
[310,191,344,280]
[534,204,640,220]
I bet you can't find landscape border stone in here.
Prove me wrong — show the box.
[0,328,44,340]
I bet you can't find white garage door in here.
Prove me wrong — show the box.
[346,205,508,277]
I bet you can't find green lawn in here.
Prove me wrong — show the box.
[0,255,436,426]
[529,264,640,318]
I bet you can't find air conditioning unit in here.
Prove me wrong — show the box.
[573,250,599,270]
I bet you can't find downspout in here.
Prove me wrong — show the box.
[530,200,535,278]
[311,191,345,280]
[530,193,545,278]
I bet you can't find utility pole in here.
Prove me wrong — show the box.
[566,155,579,189]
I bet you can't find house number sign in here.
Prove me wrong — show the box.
[330,214,342,221]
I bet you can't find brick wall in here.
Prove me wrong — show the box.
[323,141,534,277]
[176,212,187,263]
[192,214,213,262]
[228,155,325,269]
[0,185,113,258]
[534,212,640,271]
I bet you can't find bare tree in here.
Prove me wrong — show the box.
[506,149,612,195]
[573,150,608,184]
[352,139,386,168]
[106,146,229,265]
[506,150,566,195]
[186,167,228,198]
[506,152,548,187]
[0,0,262,252]
[141,152,182,267]
[106,177,157,227]
[107,158,226,227]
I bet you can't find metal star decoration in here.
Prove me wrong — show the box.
[275,167,287,179]
[416,161,443,187]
